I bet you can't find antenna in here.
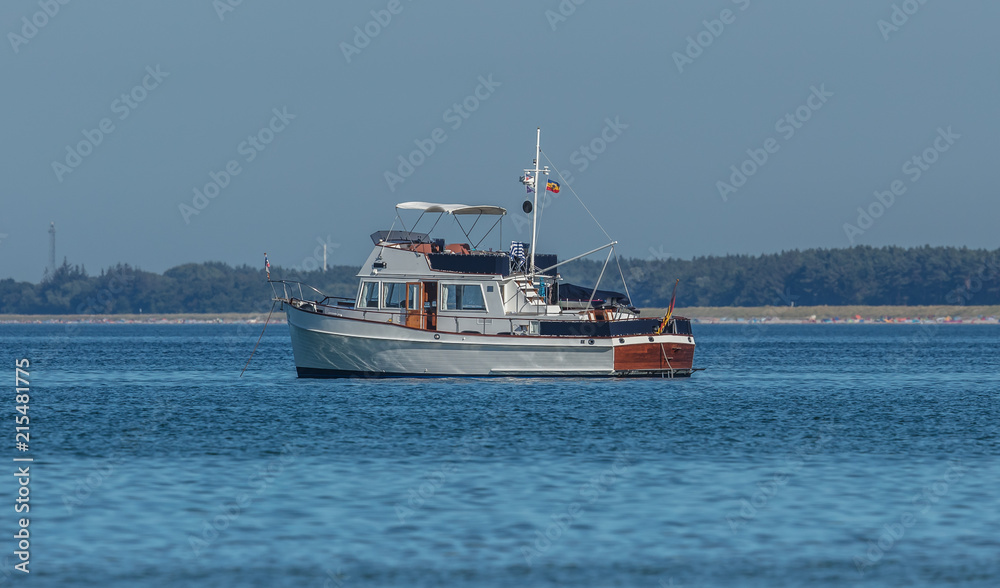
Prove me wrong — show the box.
[48,222,56,274]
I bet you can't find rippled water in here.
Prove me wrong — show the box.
[2,323,998,586]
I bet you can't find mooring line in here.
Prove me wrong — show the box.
[240,299,276,378]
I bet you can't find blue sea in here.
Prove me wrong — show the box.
[2,323,998,587]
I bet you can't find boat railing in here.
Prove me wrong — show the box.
[358,309,542,336]
[268,280,355,307]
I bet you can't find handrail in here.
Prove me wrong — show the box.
[268,280,354,304]
[354,306,498,324]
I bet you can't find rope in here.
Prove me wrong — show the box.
[539,150,637,315]
[240,299,276,378]
[660,343,674,379]
[612,248,632,306]
[539,150,614,242]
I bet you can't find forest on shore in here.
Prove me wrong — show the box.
[1,245,997,315]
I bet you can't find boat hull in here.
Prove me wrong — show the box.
[285,304,696,378]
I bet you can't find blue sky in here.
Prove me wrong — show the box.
[1,0,997,282]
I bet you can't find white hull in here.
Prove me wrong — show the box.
[285,304,695,378]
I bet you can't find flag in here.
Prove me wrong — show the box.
[546,180,560,193]
[265,253,270,280]
[666,280,678,320]
[521,174,536,194]
[510,241,526,271]
[657,279,680,334]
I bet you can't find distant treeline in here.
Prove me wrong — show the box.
[0,262,359,315]
[581,246,1000,308]
[1,246,998,314]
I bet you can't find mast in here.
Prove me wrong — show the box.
[529,128,541,276]
[527,128,552,277]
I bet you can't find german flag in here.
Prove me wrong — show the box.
[546,180,561,193]
[657,279,680,334]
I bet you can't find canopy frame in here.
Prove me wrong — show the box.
[394,202,507,251]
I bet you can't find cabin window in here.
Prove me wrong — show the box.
[360,281,379,308]
[408,284,421,311]
[383,282,407,308]
[442,284,486,311]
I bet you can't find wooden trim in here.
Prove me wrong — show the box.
[613,342,695,371]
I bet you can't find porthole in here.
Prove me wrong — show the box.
[588,339,595,345]
[434,334,441,340]
[619,338,625,344]
[648,336,654,342]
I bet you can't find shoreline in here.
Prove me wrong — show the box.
[650,304,1000,325]
[0,312,288,324]
[2,305,999,324]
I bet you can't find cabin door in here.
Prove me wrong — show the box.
[405,282,423,329]
[422,281,438,331]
